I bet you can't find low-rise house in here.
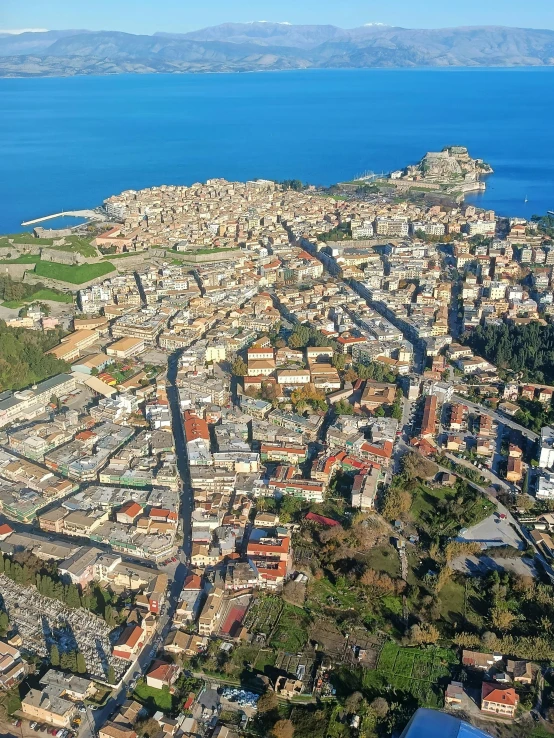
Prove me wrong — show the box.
[506,660,535,685]
[164,631,207,657]
[40,670,96,701]
[276,677,304,699]
[444,681,464,708]
[481,683,519,718]
[0,642,26,689]
[145,660,180,690]
[506,456,523,483]
[531,529,554,557]
[462,650,502,671]
[99,722,138,738]
[21,688,76,728]
[112,624,145,660]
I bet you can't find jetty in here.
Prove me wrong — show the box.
[21,209,103,226]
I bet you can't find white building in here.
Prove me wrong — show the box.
[539,427,554,470]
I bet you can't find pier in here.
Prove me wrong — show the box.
[21,209,102,226]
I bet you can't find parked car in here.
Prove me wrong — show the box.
[30,723,38,730]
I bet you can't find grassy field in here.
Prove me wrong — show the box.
[53,236,97,257]
[410,483,494,537]
[270,603,310,652]
[362,544,401,577]
[0,254,41,264]
[132,680,173,712]
[365,642,457,708]
[0,233,54,246]
[254,650,277,673]
[410,485,453,522]
[34,260,115,284]
[2,288,73,309]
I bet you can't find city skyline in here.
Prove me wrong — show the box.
[2,0,554,35]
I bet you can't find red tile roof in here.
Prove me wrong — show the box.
[306,512,340,527]
[115,624,143,649]
[482,683,518,707]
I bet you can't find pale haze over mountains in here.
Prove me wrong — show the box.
[1,22,554,76]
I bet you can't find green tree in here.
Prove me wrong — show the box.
[231,357,248,376]
[107,665,116,685]
[0,610,9,636]
[50,644,60,667]
[76,652,87,675]
[64,583,82,609]
[104,605,117,628]
[6,688,21,716]
[334,399,354,415]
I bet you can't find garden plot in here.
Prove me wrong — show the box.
[243,595,282,642]
[275,650,316,691]
[365,642,457,709]
[0,574,126,682]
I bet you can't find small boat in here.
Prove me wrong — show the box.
[524,195,528,203]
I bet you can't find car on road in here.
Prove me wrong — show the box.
[171,556,177,562]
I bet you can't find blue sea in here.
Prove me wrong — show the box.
[1,68,554,234]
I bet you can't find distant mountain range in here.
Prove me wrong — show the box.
[1,23,554,77]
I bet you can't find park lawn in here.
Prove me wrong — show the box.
[270,603,310,652]
[133,680,174,712]
[34,260,116,284]
[362,543,401,578]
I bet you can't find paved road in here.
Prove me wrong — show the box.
[81,349,193,738]
[451,394,539,443]
[443,452,513,494]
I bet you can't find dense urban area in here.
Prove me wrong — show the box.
[1,146,554,738]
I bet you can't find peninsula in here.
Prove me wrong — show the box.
[1,147,554,738]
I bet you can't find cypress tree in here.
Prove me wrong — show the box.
[50,644,60,667]
[76,652,87,675]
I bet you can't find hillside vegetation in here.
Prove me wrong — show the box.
[0,322,69,391]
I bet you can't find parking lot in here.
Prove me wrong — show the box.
[457,513,524,550]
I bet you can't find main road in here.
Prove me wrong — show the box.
[82,349,193,738]
[451,394,539,443]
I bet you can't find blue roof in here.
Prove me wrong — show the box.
[401,709,493,738]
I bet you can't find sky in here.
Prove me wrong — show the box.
[2,0,554,35]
